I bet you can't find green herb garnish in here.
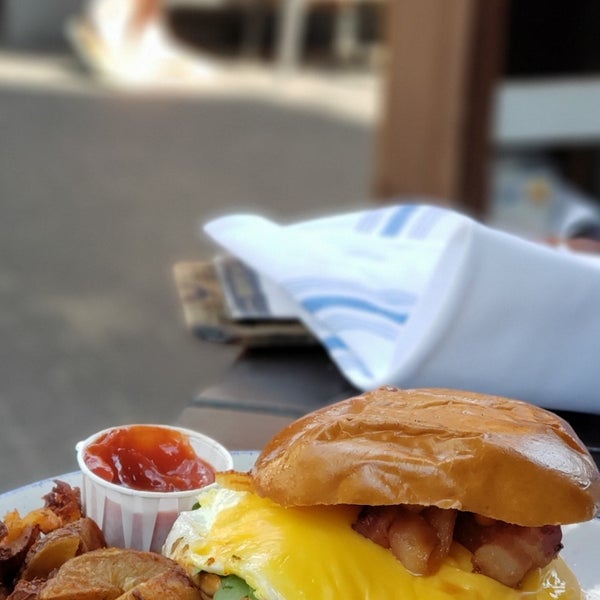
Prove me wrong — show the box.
[214,575,259,600]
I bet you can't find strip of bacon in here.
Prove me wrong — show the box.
[353,505,457,576]
[454,513,562,587]
[352,506,562,587]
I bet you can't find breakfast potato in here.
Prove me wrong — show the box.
[0,526,39,586]
[20,518,106,582]
[20,531,80,582]
[39,547,200,600]
[116,568,200,600]
[6,577,46,600]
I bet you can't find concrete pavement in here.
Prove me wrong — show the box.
[0,52,375,492]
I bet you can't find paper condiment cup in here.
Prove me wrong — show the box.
[76,424,233,552]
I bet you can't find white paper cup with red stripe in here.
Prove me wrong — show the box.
[76,424,233,552]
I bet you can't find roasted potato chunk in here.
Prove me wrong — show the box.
[116,568,200,600]
[0,527,40,586]
[20,532,80,583]
[6,577,46,600]
[39,548,200,600]
[21,518,107,583]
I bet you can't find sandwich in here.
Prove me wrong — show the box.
[164,386,600,599]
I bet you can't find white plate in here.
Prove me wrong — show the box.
[561,520,600,597]
[1,452,598,598]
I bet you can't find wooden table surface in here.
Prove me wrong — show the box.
[178,345,355,450]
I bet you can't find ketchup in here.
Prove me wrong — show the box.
[84,425,215,492]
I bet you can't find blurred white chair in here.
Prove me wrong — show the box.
[275,0,379,76]
[166,0,379,75]
[67,0,218,85]
[164,0,268,58]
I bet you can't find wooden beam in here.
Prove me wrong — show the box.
[372,0,508,218]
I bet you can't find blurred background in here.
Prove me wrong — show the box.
[2,0,600,492]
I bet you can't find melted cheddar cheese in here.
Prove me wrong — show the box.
[164,475,582,600]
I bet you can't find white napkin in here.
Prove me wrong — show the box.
[204,204,600,414]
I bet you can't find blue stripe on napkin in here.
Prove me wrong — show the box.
[407,206,445,239]
[285,277,417,307]
[301,296,409,325]
[355,207,389,233]
[322,335,348,351]
[323,335,373,378]
[325,313,397,340]
[381,204,418,237]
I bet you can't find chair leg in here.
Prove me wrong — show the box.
[275,0,309,76]
[332,2,361,64]
[240,0,269,59]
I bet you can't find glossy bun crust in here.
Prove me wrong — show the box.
[252,387,600,527]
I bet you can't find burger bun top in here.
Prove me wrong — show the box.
[252,387,600,527]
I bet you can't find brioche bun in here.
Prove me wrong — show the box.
[252,386,600,527]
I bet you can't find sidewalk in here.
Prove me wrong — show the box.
[0,48,376,493]
[0,47,379,124]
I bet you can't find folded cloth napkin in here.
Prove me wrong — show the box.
[204,204,600,414]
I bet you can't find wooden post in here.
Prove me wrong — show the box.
[372,0,508,218]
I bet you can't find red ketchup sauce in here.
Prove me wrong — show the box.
[84,426,215,492]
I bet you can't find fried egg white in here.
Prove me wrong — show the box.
[163,473,582,600]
